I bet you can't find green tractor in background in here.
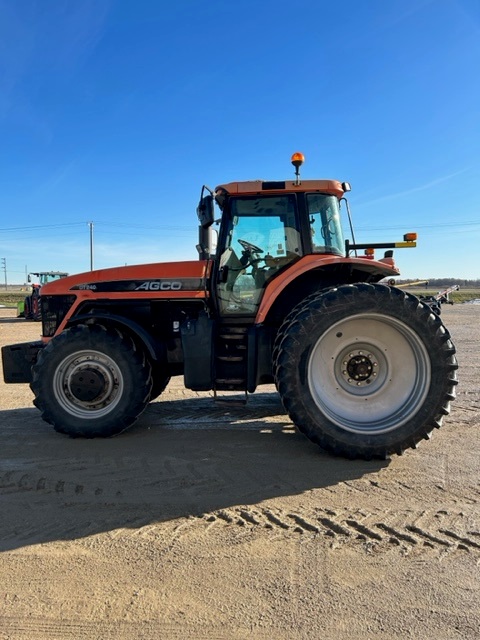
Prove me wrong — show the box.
[19,272,69,321]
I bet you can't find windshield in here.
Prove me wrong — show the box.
[40,274,66,285]
[306,194,344,256]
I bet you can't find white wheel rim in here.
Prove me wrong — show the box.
[307,313,431,434]
[52,349,124,419]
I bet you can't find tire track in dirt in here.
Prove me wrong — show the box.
[195,505,480,555]
[3,473,477,554]
[0,617,238,640]
[3,467,478,511]
[0,470,116,499]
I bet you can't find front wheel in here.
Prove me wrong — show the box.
[31,324,152,437]
[274,284,458,459]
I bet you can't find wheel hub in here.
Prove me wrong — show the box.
[343,351,377,385]
[55,350,122,414]
[70,368,106,402]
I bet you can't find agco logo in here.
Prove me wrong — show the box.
[135,281,183,291]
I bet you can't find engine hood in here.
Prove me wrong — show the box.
[40,260,210,295]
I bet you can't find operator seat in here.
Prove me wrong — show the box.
[219,247,244,291]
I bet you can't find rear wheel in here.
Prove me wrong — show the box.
[272,286,337,370]
[24,297,32,320]
[274,284,458,459]
[31,324,152,437]
[32,295,41,321]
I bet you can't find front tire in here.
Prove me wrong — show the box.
[31,324,152,437]
[274,284,458,459]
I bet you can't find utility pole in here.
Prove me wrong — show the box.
[88,222,94,271]
[1,257,6,290]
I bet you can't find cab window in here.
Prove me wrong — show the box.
[307,194,344,256]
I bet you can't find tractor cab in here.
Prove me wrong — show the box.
[197,153,350,316]
[23,271,69,321]
[28,271,69,286]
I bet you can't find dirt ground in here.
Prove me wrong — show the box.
[0,305,478,639]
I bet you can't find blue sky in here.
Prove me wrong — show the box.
[0,0,479,282]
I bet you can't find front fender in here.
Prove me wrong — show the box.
[66,313,165,362]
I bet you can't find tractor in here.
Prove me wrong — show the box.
[2,154,457,459]
[22,271,69,321]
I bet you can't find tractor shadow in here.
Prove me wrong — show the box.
[0,391,389,551]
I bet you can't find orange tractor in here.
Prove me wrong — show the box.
[2,154,457,459]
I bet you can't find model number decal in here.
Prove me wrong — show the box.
[77,283,98,290]
[135,281,183,291]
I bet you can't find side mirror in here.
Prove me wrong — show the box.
[197,195,214,229]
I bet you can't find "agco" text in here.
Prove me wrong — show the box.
[135,281,182,291]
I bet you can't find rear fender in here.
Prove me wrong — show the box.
[255,256,398,324]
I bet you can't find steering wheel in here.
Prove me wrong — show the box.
[238,239,264,254]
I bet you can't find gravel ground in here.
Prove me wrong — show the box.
[0,305,478,639]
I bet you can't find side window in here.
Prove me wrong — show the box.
[307,194,344,256]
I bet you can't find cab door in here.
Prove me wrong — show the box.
[215,194,301,316]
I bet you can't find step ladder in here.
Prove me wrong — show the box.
[213,325,249,405]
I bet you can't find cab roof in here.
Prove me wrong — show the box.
[215,179,347,199]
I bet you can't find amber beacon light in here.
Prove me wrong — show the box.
[291,152,305,167]
[291,152,305,184]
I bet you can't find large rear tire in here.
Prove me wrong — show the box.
[274,284,458,459]
[32,295,41,321]
[24,297,32,320]
[31,324,152,437]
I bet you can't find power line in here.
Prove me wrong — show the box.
[1,216,478,234]
[0,222,86,232]
[0,220,193,233]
